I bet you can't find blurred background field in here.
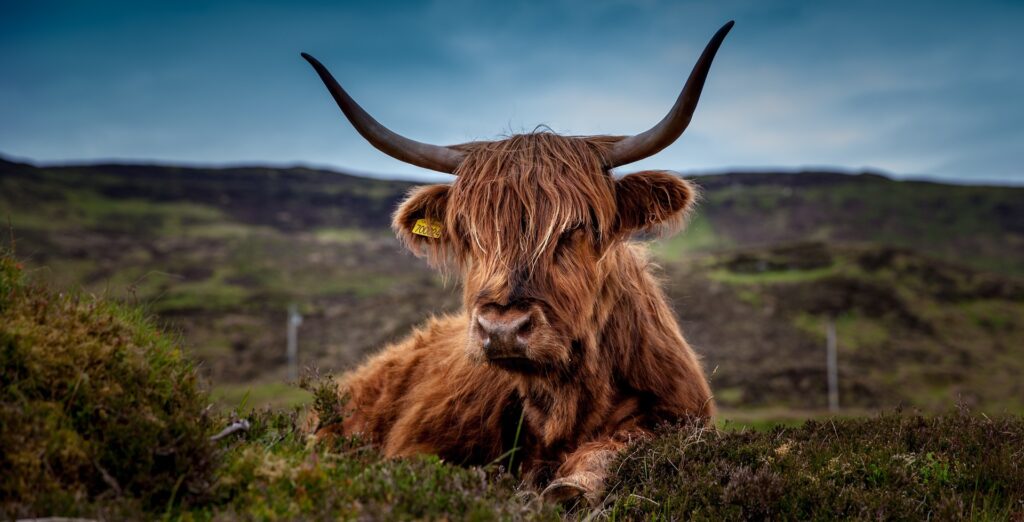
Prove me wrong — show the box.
[4,155,1022,421]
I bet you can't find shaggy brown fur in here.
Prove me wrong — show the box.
[313,132,714,503]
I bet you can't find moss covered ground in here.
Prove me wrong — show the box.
[0,247,216,517]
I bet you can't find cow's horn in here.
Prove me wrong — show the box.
[301,53,465,174]
[604,21,734,169]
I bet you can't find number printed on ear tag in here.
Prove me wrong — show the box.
[412,218,443,238]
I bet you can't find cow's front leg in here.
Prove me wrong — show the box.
[542,433,646,504]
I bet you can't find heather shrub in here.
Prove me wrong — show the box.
[605,412,1024,520]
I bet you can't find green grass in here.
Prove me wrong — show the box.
[312,227,371,244]
[191,410,559,521]
[211,382,313,411]
[151,276,252,313]
[718,416,808,432]
[714,408,875,432]
[709,264,839,285]
[308,272,407,298]
[2,182,225,235]
[793,312,891,351]
[185,222,271,239]
[651,213,731,259]
[959,299,1023,332]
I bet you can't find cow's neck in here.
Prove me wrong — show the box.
[517,243,688,449]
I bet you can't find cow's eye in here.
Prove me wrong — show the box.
[556,226,584,254]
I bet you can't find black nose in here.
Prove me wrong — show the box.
[475,308,533,359]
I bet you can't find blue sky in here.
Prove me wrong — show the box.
[1,0,1022,183]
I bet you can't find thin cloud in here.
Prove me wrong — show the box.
[0,0,1020,183]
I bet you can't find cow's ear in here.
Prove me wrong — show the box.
[393,184,451,258]
[614,171,697,236]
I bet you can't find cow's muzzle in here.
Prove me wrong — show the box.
[474,305,536,360]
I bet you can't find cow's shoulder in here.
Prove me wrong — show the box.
[402,312,469,352]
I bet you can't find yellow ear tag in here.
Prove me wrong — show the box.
[412,218,443,239]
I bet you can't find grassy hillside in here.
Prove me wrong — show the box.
[2,157,1023,414]
[659,171,1024,275]
[3,249,1023,519]
[669,243,1024,413]
[6,159,1022,275]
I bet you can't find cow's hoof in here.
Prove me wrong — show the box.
[542,478,588,503]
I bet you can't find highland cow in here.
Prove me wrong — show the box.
[301,21,734,503]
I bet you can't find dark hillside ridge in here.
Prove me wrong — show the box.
[691,169,891,189]
[4,156,1023,275]
[1,157,415,231]
[686,170,1024,275]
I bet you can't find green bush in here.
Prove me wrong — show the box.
[0,248,216,518]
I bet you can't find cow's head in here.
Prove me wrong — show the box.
[302,22,732,375]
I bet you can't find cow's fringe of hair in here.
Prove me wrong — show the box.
[447,132,623,270]
[394,132,700,282]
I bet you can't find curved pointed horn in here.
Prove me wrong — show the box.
[605,21,734,168]
[301,53,465,174]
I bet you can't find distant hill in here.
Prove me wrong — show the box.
[6,158,1021,274]
[666,170,1024,275]
[0,157,413,232]
[2,156,1022,413]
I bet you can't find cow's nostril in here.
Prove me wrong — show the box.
[475,318,491,342]
[517,317,533,338]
